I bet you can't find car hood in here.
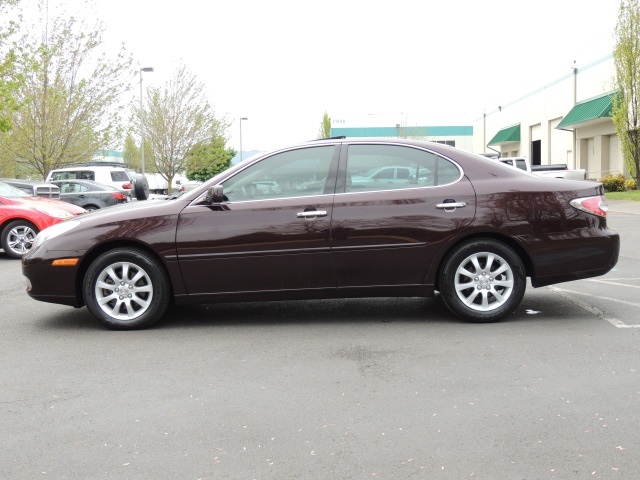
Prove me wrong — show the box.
[71,197,188,225]
[7,196,86,214]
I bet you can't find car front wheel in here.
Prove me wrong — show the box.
[83,247,171,329]
[439,238,526,322]
[1,220,38,259]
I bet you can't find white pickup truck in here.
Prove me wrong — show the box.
[497,157,586,180]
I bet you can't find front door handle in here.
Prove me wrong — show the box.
[297,210,327,218]
[436,201,467,211]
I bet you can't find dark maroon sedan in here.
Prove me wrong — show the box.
[22,139,619,329]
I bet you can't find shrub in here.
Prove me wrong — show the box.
[625,178,637,191]
[599,173,626,192]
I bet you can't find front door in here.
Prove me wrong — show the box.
[176,145,339,298]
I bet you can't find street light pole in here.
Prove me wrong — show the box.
[139,67,154,175]
[239,117,248,162]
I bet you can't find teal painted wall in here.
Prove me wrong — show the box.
[331,126,473,137]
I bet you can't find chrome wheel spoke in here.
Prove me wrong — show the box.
[454,251,514,312]
[94,261,154,322]
[7,226,36,254]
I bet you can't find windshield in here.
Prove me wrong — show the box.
[0,181,30,198]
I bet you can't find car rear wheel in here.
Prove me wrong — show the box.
[439,239,526,322]
[83,247,170,329]
[1,220,38,259]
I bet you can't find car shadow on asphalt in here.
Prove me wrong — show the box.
[157,297,459,329]
[37,290,590,331]
[38,296,465,331]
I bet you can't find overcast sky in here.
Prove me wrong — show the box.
[17,0,620,153]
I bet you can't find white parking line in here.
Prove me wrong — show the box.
[585,278,640,289]
[548,286,640,329]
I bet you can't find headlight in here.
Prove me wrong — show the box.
[34,220,80,248]
[35,207,73,219]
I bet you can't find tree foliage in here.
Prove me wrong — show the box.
[0,0,21,135]
[186,136,236,182]
[317,111,331,139]
[142,63,229,193]
[0,5,133,179]
[612,0,640,188]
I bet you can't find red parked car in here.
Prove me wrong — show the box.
[22,139,619,329]
[0,180,86,259]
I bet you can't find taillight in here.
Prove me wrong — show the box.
[122,183,132,189]
[112,192,127,201]
[570,195,608,217]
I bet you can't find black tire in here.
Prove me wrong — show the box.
[83,247,170,329]
[1,220,39,259]
[438,238,526,322]
[133,175,150,201]
[84,204,99,211]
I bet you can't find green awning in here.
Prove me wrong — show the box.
[556,92,615,130]
[487,124,521,146]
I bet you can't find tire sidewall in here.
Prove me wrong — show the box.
[83,247,170,329]
[439,239,526,322]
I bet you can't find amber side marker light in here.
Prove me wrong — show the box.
[52,258,79,267]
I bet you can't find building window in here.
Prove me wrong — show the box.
[434,140,456,147]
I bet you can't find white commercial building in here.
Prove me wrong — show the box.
[331,54,626,182]
[330,113,474,152]
[475,54,624,180]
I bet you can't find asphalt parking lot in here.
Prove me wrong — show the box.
[1,203,639,479]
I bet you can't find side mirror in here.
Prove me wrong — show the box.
[206,184,225,204]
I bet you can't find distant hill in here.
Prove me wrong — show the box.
[231,150,263,164]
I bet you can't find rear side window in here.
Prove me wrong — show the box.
[345,144,460,193]
[51,171,81,181]
[111,171,130,181]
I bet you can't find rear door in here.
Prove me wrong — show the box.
[331,143,476,289]
[176,145,340,297]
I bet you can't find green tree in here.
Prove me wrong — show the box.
[142,63,229,194]
[0,0,21,135]
[186,135,236,182]
[317,111,331,139]
[612,0,640,189]
[122,133,140,171]
[0,6,133,179]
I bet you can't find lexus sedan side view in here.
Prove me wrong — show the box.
[22,138,619,330]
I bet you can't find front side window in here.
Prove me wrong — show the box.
[346,144,460,192]
[222,146,335,202]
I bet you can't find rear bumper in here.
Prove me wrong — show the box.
[530,228,620,287]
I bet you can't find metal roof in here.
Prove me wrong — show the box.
[487,124,521,146]
[556,92,615,130]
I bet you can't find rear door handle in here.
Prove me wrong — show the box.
[297,210,327,218]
